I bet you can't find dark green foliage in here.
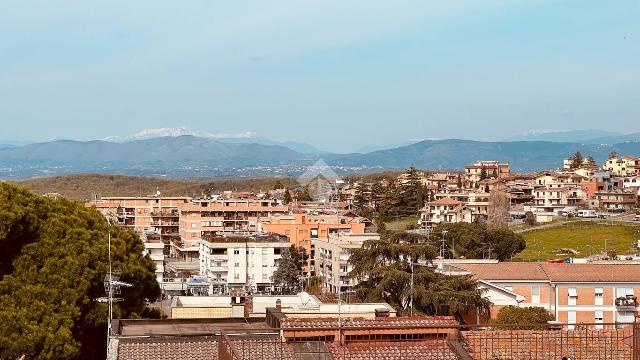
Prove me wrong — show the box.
[349,231,491,321]
[569,151,584,169]
[494,306,553,329]
[271,246,307,294]
[379,167,426,220]
[273,180,284,190]
[283,189,292,204]
[432,223,526,261]
[296,186,313,202]
[0,183,160,359]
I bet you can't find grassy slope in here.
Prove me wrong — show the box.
[13,171,402,201]
[516,221,640,261]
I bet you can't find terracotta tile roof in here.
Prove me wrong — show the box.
[455,263,549,281]
[281,316,458,329]
[327,340,459,360]
[542,263,640,282]
[463,328,633,360]
[456,263,640,283]
[228,337,296,360]
[117,337,218,360]
[427,198,463,206]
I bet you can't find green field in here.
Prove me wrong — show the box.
[515,221,640,261]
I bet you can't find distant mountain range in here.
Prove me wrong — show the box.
[2,133,640,179]
[503,129,640,144]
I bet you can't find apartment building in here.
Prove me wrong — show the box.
[464,161,510,188]
[604,156,640,177]
[198,234,290,294]
[457,263,640,328]
[87,196,192,254]
[531,186,587,214]
[420,192,490,228]
[589,190,638,210]
[259,213,368,274]
[178,198,289,260]
[533,172,584,187]
[314,232,380,294]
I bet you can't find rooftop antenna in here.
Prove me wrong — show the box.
[95,216,132,358]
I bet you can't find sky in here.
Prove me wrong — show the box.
[1,0,639,153]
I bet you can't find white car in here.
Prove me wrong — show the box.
[634,215,640,222]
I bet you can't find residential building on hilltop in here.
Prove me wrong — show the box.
[178,198,289,261]
[198,234,290,294]
[314,232,381,294]
[87,196,192,255]
[259,212,369,275]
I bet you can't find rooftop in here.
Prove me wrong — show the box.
[456,263,640,282]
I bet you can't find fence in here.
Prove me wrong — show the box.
[214,322,638,360]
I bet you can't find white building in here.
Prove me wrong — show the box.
[143,241,165,284]
[314,232,380,294]
[199,234,291,294]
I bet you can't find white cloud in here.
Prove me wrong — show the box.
[104,128,257,142]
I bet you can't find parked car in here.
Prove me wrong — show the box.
[577,209,597,218]
[634,215,640,222]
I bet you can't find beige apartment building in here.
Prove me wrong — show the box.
[604,156,640,177]
[178,198,289,260]
[457,263,640,328]
[87,196,192,254]
[314,232,380,294]
[464,161,510,188]
[259,213,369,274]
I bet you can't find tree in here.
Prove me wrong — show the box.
[296,186,313,202]
[352,183,370,211]
[609,150,619,159]
[304,275,323,294]
[273,180,284,190]
[586,156,596,166]
[432,223,526,261]
[569,151,584,169]
[0,183,160,359]
[524,211,537,226]
[283,189,292,204]
[480,168,488,181]
[349,231,491,321]
[378,167,425,219]
[271,246,307,294]
[494,306,553,329]
[457,174,463,189]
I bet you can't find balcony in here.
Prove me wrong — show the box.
[615,295,637,308]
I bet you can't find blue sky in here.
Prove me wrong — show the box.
[1,0,638,152]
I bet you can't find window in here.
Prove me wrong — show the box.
[595,311,604,329]
[233,249,240,255]
[234,274,239,280]
[595,288,604,306]
[616,287,634,298]
[234,262,239,267]
[191,223,197,228]
[568,288,577,306]
[532,286,540,304]
[310,229,318,239]
[567,311,576,330]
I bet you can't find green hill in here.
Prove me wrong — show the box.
[516,221,640,261]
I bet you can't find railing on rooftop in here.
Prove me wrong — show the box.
[212,322,639,360]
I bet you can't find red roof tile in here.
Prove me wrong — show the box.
[456,263,640,283]
[327,340,459,360]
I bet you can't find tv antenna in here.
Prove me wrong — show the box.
[94,218,132,359]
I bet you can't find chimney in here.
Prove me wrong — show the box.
[276,298,282,311]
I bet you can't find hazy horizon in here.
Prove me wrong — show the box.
[2,1,639,152]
